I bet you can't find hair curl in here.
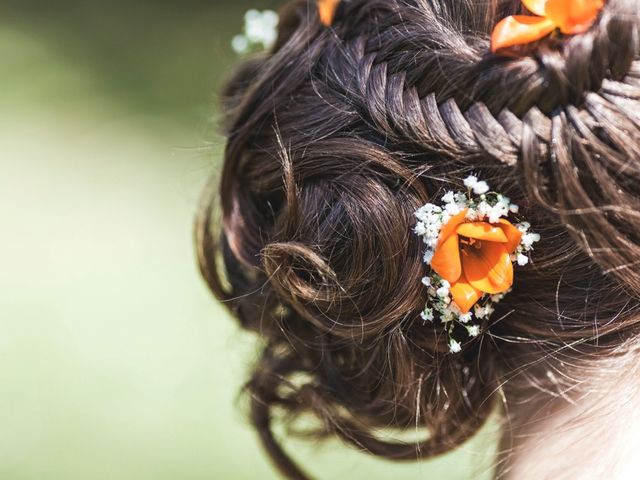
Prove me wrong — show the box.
[196,0,640,478]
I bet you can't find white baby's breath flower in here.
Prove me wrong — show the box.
[449,339,462,354]
[420,308,434,322]
[444,202,462,216]
[233,9,279,54]
[231,34,250,54]
[488,205,503,224]
[517,222,531,233]
[423,250,434,264]
[414,222,427,236]
[490,292,507,303]
[509,203,520,213]
[521,232,541,250]
[465,209,479,221]
[464,175,478,189]
[245,9,278,45]
[439,213,452,227]
[447,302,462,315]
[421,276,432,287]
[474,304,495,319]
[425,224,440,238]
[517,253,530,266]
[458,312,473,324]
[442,191,455,203]
[477,201,491,219]
[414,210,427,223]
[466,325,480,337]
[440,307,454,322]
[436,285,450,298]
[454,192,468,204]
[472,180,490,195]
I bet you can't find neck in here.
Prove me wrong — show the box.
[500,341,640,479]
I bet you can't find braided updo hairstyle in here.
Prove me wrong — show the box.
[196,0,640,478]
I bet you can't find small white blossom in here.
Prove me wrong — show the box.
[466,325,480,337]
[421,276,432,287]
[474,304,495,319]
[426,223,440,237]
[426,236,438,248]
[232,9,279,54]
[521,232,541,250]
[436,285,450,298]
[420,308,434,322]
[444,202,462,216]
[477,201,491,219]
[517,222,531,233]
[414,222,427,236]
[245,9,278,45]
[465,209,479,221]
[488,205,504,224]
[458,312,473,324]
[231,35,250,54]
[509,203,520,213]
[517,253,530,266]
[454,193,467,204]
[464,175,478,189]
[473,180,490,195]
[442,191,455,203]
[490,292,507,303]
[449,339,462,354]
[440,308,455,323]
[447,302,462,315]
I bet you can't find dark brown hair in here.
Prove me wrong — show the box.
[196,0,640,478]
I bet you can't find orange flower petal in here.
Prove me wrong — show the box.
[491,15,556,52]
[546,0,603,34]
[450,273,483,314]
[317,0,341,26]
[431,234,462,284]
[438,210,468,245]
[497,219,523,254]
[522,0,548,16]
[456,222,508,242]
[462,242,514,294]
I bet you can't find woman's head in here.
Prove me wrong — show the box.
[196,0,640,478]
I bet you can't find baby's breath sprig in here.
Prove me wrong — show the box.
[231,9,279,55]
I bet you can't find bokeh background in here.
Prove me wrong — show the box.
[1,1,497,478]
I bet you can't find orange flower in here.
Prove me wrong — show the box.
[491,0,605,53]
[318,0,341,26]
[431,210,523,313]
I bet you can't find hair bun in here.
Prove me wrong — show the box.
[197,1,640,478]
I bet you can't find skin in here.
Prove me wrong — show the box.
[499,342,640,479]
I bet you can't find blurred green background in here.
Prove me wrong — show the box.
[0,1,496,478]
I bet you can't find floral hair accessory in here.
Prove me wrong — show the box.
[231,9,279,55]
[491,0,605,54]
[318,0,341,26]
[414,176,540,353]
